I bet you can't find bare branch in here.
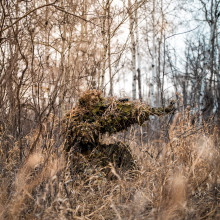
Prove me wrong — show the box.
[52,5,102,28]
[1,0,58,34]
[165,25,200,40]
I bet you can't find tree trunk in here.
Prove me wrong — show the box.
[60,0,67,117]
[151,0,156,107]
[128,0,136,100]
[107,1,113,96]
[100,0,108,93]
[135,0,142,101]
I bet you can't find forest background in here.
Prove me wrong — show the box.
[0,0,219,129]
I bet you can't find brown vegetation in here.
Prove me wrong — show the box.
[0,0,219,219]
[0,104,219,220]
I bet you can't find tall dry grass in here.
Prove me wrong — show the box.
[0,111,220,219]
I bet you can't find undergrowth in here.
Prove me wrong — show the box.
[0,110,220,220]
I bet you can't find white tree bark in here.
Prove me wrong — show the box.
[151,0,156,107]
[128,0,137,100]
[135,0,142,101]
[100,0,108,93]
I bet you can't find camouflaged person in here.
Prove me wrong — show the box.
[63,90,175,154]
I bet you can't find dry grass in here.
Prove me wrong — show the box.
[0,111,220,219]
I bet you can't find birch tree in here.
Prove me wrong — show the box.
[135,0,142,101]
[128,0,137,100]
[151,0,156,107]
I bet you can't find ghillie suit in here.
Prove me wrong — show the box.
[63,90,175,172]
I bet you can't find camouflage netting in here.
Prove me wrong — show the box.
[63,90,175,170]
